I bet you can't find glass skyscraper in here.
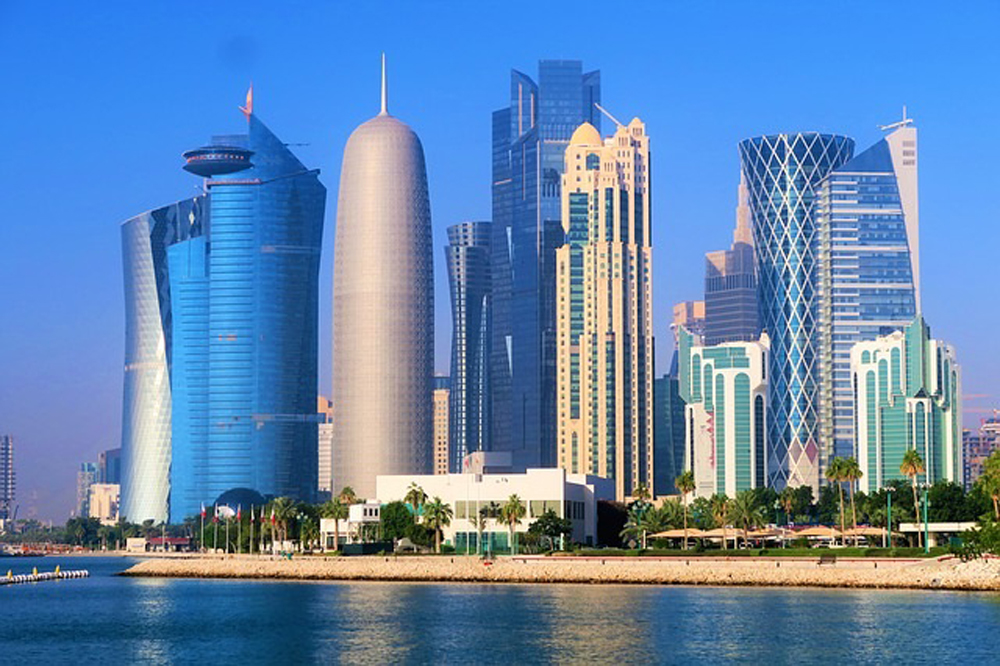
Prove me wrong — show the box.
[492,60,601,471]
[120,197,205,524]
[121,104,325,524]
[446,221,492,471]
[654,373,686,496]
[739,133,854,490]
[817,122,919,466]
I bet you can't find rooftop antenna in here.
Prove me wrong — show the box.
[379,53,388,116]
[239,83,254,120]
[879,105,913,132]
[594,102,623,129]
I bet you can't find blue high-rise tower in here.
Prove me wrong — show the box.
[739,133,854,490]
[445,221,492,470]
[491,60,600,470]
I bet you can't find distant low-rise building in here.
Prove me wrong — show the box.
[88,483,120,525]
[376,468,613,550]
[964,415,1000,490]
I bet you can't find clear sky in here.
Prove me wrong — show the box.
[1,1,997,521]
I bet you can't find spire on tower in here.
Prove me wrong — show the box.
[379,53,388,116]
[239,83,254,120]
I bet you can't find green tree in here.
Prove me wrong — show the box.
[900,448,926,546]
[710,494,732,550]
[422,497,453,553]
[320,498,350,550]
[825,457,848,541]
[690,496,715,530]
[528,509,573,550]
[404,483,428,523]
[632,482,651,503]
[778,487,795,526]
[729,490,765,547]
[792,485,815,521]
[928,481,971,522]
[271,497,296,545]
[978,449,1000,521]
[379,501,415,544]
[619,503,650,549]
[338,486,358,505]
[500,495,526,554]
[675,470,696,550]
[841,456,863,545]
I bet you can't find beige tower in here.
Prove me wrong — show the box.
[556,118,653,500]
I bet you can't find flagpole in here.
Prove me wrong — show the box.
[213,505,219,554]
[200,504,205,554]
[250,506,255,556]
[238,505,242,555]
[226,512,231,555]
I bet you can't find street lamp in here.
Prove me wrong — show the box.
[922,484,930,555]
[885,487,896,549]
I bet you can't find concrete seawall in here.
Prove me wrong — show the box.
[120,555,1000,591]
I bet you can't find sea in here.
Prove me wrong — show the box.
[2,556,998,664]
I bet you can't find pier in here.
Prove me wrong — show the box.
[1,567,89,586]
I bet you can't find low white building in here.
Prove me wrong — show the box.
[376,468,613,550]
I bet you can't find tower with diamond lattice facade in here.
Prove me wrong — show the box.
[738,133,854,490]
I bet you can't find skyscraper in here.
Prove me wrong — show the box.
[555,119,653,500]
[672,301,706,340]
[704,176,759,345]
[121,197,205,524]
[817,119,919,465]
[121,93,325,524]
[492,60,601,471]
[318,396,334,499]
[677,327,769,498]
[333,58,434,500]
[0,435,13,522]
[739,133,854,490]
[653,374,686,497]
[433,377,451,475]
[167,106,325,523]
[446,221,492,470]
[852,317,962,493]
[98,448,121,485]
[77,462,97,518]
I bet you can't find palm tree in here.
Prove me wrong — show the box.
[470,509,488,554]
[675,470,696,551]
[778,486,795,526]
[499,495,526,554]
[271,497,296,545]
[338,486,358,505]
[320,499,350,551]
[729,490,765,548]
[825,457,847,544]
[632,482,651,503]
[422,497,454,553]
[841,457,864,546]
[710,494,731,550]
[404,483,428,523]
[620,503,651,549]
[977,449,1000,521]
[900,449,926,546]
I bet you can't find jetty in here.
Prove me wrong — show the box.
[1,567,89,586]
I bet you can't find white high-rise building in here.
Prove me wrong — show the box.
[555,118,653,501]
[332,57,434,499]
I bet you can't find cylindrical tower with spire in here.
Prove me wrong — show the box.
[332,56,434,499]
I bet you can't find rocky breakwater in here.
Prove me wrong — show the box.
[120,555,1000,591]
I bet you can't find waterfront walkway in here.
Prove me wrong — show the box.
[121,554,1000,591]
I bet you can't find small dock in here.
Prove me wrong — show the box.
[1,567,89,586]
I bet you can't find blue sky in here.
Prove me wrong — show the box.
[1,1,997,520]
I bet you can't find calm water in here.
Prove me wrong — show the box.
[2,556,998,664]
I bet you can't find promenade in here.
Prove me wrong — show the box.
[121,554,1000,591]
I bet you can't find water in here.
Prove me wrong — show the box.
[2,556,998,664]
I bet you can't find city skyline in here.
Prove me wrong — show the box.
[1,3,998,520]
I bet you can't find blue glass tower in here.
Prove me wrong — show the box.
[120,197,205,524]
[817,127,918,465]
[491,60,600,470]
[167,112,325,522]
[739,133,854,489]
[445,221,492,471]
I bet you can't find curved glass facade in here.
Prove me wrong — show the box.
[739,133,854,490]
[446,221,492,470]
[120,197,205,523]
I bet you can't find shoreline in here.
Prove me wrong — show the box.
[120,554,1000,592]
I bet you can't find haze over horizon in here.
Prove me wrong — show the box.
[1,1,997,521]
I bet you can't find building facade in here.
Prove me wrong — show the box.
[0,436,13,521]
[677,327,769,498]
[77,462,98,518]
[492,60,601,472]
[672,301,706,340]
[704,176,759,346]
[653,374,686,496]
[318,397,334,498]
[333,60,434,500]
[739,132,854,490]
[433,378,451,475]
[817,121,919,465]
[98,448,122,486]
[555,119,653,501]
[445,221,492,470]
[852,317,962,493]
[964,415,1000,490]
[88,484,120,525]
[376,467,614,549]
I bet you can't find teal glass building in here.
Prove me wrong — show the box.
[446,221,492,470]
[491,60,601,471]
[739,133,854,490]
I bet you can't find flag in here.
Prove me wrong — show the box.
[260,508,266,524]
[237,505,242,521]
[271,508,276,526]
[250,506,255,521]
[212,505,219,524]
[200,503,206,519]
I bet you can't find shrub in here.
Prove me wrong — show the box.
[956,521,1000,561]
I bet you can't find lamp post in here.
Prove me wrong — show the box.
[885,487,895,548]
[922,485,930,554]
